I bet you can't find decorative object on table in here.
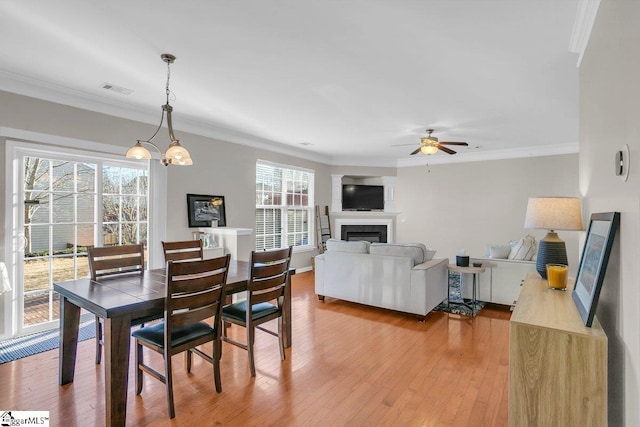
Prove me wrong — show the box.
[187,194,226,227]
[572,212,620,327]
[524,197,583,279]
[473,262,483,268]
[125,54,192,166]
[546,264,568,290]
[456,248,469,267]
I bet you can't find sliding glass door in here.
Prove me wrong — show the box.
[16,152,148,333]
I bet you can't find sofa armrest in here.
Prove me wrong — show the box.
[412,257,448,270]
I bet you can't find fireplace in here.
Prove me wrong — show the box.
[341,225,388,243]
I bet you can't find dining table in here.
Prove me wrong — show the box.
[54,259,293,427]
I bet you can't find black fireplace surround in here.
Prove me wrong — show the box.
[341,225,388,243]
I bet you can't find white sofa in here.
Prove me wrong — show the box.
[314,239,448,316]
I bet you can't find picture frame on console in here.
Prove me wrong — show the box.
[572,212,620,327]
[187,194,226,228]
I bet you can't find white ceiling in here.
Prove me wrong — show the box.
[0,0,582,167]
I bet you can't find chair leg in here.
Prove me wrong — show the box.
[95,316,102,365]
[165,354,175,419]
[278,316,285,361]
[213,339,222,393]
[248,325,256,377]
[186,349,192,373]
[135,341,143,395]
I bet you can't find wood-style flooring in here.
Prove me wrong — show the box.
[0,270,511,426]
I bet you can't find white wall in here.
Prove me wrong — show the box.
[580,1,640,425]
[394,154,581,270]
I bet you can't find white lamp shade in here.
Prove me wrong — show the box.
[165,141,191,162]
[524,197,583,231]
[125,142,152,160]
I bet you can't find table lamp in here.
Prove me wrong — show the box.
[524,197,583,279]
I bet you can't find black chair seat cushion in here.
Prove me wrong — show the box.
[132,321,214,349]
[222,301,279,322]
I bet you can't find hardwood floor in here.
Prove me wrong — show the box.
[0,271,511,426]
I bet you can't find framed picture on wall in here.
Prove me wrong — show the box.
[572,211,620,327]
[186,194,226,228]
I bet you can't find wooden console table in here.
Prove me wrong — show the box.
[509,273,607,426]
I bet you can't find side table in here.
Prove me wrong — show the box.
[447,264,486,317]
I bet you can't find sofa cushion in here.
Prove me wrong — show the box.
[509,235,537,261]
[370,243,431,266]
[487,244,511,259]
[325,238,370,254]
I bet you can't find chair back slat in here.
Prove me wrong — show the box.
[165,255,230,332]
[247,247,292,308]
[88,244,144,280]
[162,240,204,263]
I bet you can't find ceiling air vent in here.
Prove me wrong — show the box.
[101,83,133,95]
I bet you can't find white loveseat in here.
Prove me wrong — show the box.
[314,239,448,316]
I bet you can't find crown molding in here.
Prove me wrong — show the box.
[0,70,332,165]
[569,0,601,67]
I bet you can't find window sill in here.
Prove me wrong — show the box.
[293,245,316,254]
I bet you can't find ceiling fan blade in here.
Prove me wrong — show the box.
[439,141,469,146]
[438,145,457,155]
[410,147,421,155]
[392,143,421,147]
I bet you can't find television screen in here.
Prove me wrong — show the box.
[342,185,384,211]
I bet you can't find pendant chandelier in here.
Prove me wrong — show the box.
[125,53,192,166]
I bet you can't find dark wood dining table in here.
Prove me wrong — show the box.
[54,259,292,427]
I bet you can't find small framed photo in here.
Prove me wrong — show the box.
[186,194,226,228]
[572,212,620,327]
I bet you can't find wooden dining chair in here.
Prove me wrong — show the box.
[162,240,204,263]
[222,246,292,377]
[87,243,145,364]
[132,255,230,419]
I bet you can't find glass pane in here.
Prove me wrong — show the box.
[140,223,148,247]
[139,172,149,196]
[121,196,137,221]
[53,255,77,283]
[139,196,148,221]
[24,191,49,225]
[77,224,94,250]
[52,224,73,254]
[77,194,95,222]
[120,169,138,194]
[121,223,138,245]
[103,195,120,222]
[52,193,75,223]
[77,254,90,279]
[52,159,75,191]
[103,166,119,194]
[26,224,49,256]
[76,162,96,192]
[24,291,57,326]
[23,258,50,292]
[25,157,49,191]
[103,224,120,246]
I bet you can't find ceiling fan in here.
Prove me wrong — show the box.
[410,129,469,155]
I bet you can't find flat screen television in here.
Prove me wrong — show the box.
[342,184,384,211]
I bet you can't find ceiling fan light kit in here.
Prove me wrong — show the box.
[410,129,469,156]
[125,53,193,166]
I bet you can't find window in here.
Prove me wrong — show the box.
[256,161,314,251]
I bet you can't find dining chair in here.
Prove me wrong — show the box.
[222,246,292,377]
[132,254,230,419]
[162,239,204,263]
[87,243,145,364]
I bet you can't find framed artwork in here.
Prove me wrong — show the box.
[572,212,620,327]
[186,194,226,228]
